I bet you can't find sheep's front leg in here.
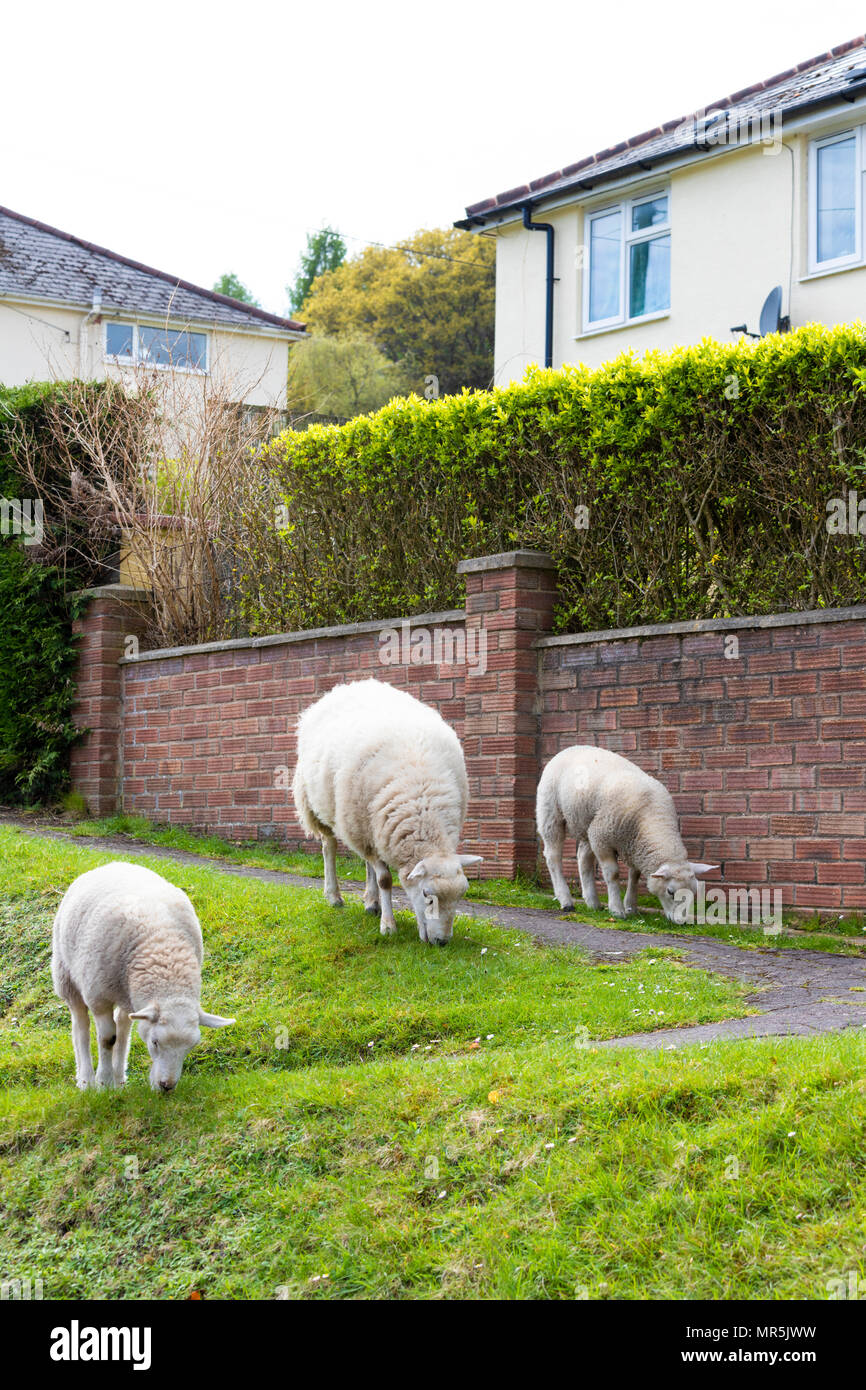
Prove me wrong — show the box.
[577,840,601,911]
[94,1008,119,1089]
[597,852,625,918]
[69,999,95,1090]
[363,860,380,914]
[376,862,397,936]
[322,833,343,908]
[623,864,640,915]
[542,820,574,910]
[112,1006,132,1087]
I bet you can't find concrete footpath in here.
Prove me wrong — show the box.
[7,819,866,1050]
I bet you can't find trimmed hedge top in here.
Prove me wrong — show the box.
[257,324,866,635]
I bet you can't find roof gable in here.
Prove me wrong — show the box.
[0,205,305,337]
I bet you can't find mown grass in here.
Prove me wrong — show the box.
[55,813,866,955]
[0,826,751,1086]
[3,1037,866,1300]
[2,825,864,1300]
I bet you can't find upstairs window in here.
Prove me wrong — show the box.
[105,322,207,371]
[809,129,863,272]
[584,191,671,331]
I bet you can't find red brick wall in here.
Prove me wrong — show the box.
[459,553,557,876]
[121,621,469,852]
[69,589,151,817]
[539,617,866,909]
[70,566,866,907]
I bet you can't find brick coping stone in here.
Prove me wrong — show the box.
[536,603,866,647]
[117,609,467,665]
[457,550,555,574]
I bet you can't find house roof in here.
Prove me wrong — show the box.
[457,34,866,227]
[0,205,305,337]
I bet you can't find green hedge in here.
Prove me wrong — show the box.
[259,323,866,634]
[0,384,93,803]
[0,543,86,802]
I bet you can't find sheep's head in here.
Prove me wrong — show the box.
[646,861,718,923]
[129,999,234,1092]
[401,853,483,944]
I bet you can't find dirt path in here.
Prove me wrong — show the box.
[8,819,866,1050]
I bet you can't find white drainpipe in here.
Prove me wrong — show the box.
[79,289,103,377]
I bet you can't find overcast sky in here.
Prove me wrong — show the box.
[2,1,864,317]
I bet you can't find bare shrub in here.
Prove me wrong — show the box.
[12,363,285,648]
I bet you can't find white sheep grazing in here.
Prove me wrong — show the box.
[537,745,716,921]
[51,861,234,1092]
[292,679,482,944]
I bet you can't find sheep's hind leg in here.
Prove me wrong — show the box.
[69,997,95,1091]
[623,864,640,915]
[577,840,601,911]
[94,1007,119,1089]
[363,860,380,914]
[376,862,397,935]
[322,833,344,908]
[112,1006,132,1087]
[542,820,574,911]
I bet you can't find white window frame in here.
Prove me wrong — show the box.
[582,188,671,333]
[808,127,864,274]
[104,321,208,373]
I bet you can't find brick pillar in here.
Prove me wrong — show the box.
[69,584,152,816]
[457,550,557,878]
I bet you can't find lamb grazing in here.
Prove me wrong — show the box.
[51,862,234,1093]
[292,678,482,944]
[536,745,717,921]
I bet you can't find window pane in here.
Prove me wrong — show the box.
[589,210,622,322]
[632,196,668,231]
[182,332,206,369]
[629,233,670,317]
[106,322,133,358]
[139,326,206,369]
[817,138,856,263]
[138,327,172,365]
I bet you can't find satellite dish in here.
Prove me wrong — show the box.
[731,285,790,339]
[759,286,783,337]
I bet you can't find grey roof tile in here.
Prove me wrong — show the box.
[460,35,866,223]
[0,205,305,336]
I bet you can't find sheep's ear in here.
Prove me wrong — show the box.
[650,864,673,879]
[407,861,427,880]
[689,862,719,876]
[458,854,483,867]
[199,1010,235,1028]
[129,1005,158,1023]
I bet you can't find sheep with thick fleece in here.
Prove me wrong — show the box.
[292,679,481,944]
[51,862,234,1092]
[537,745,716,921]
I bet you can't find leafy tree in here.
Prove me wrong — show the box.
[297,228,495,395]
[212,273,261,306]
[288,227,347,315]
[286,333,409,420]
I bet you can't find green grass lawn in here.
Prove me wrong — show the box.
[1,824,864,1300]
[57,813,866,955]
